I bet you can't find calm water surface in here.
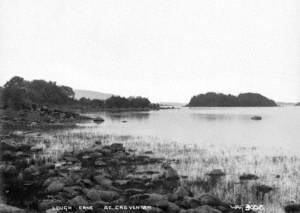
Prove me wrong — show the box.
[81,107,300,152]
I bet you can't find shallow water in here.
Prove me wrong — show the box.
[81,106,300,153]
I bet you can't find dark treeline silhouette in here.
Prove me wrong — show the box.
[1,76,157,110]
[187,92,277,107]
[296,103,300,106]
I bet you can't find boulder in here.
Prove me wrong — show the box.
[251,116,262,120]
[2,150,16,160]
[4,165,17,176]
[87,190,119,202]
[170,186,193,201]
[69,196,88,206]
[0,141,18,151]
[129,193,168,206]
[39,199,62,210]
[93,117,104,123]
[239,173,259,181]
[46,180,65,193]
[206,169,225,178]
[94,175,113,187]
[85,189,104,201]
[0,203,25,213]
[284,204,300,213]
[197,194,227,207]
[110,143,124,152]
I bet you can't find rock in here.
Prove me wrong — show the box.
[90,152,103,159]
[180,196,202,209]
[0,141,18,151]
[166,202,181,213]
[94,175,113,187]
[113,151,127,160]
[206,169,226,177]
[2,150,16,160]
[162,164,179,180]
[93,117,104,123]
[23,165,39,178]
[62,187,80,198]
[0,203,25,213]
[94,160,106,167]
[125,188,145,196]
[144,151,154,154]
[4,165,18,176]
[110,143,124,152]
[239,173,259,181]
[251,116,262,120]
[39,199,62,210]
[130,193,167,206]
[256,184,273,193]
[170,186,193,201]
[85,189,104,201]
[69,196,88,206]
[46,180,65,193]
[30,144,43,152]
[86,189,119,202]
[197,194,227,208]
[284,204,300,213]
[29,121,38,126]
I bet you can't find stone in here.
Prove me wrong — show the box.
[197,194,226,207]
[93,117,104,123]
[110,143,124,152]
[171,186,193,201]
[130,193,167,206]
[0,141,18,151]
[94,175,113,187]
[94,160,106,167]
[46,180,65,193]
[86,190,119,202]
[2,150,16,160]
[39,199,62,210]
[63,187,80,198]
[125,188,145,196]
[239,173,259,181]
[4,165,17,176]
[85,189,104,201]
[206,169,226,177]
[284,204,300,213]
[69,196,88,206]
[30,145,43,152]
[166,202,181,213]
[181,196,202,209]
[0,203,25,213]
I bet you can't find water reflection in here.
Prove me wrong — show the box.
[190,113,251,121]
[104,111,150,121]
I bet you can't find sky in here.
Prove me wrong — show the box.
[0,0,299,103]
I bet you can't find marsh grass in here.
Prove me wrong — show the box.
[24,126,300,212]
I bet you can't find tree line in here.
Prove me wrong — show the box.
[0,76,158,110]
[187,92,277,107]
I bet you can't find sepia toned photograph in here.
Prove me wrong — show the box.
[0,1,300,213]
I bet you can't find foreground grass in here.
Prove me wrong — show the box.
[25,127,300,213]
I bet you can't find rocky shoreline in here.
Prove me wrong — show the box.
[1,135,234,213]
[0,109,297,213]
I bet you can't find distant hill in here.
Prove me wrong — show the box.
[296,103,300,106]
[75,89,113,100]
[187,92,277,107]
[158,102,185,107]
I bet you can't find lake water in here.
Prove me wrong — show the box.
[82,106,300,153]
